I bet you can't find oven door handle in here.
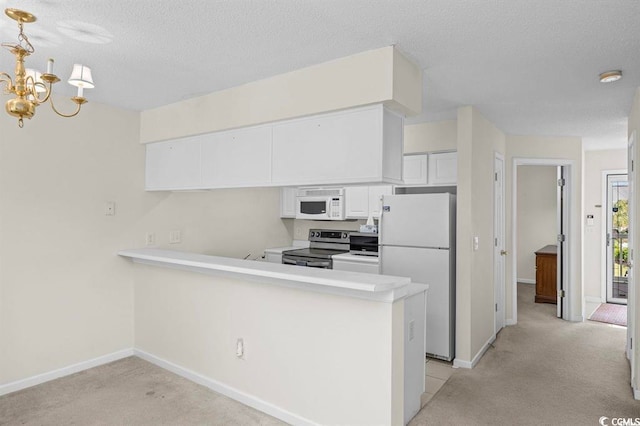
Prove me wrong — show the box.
[306,260,331,268]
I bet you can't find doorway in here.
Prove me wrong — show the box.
[605,174,629,305]
[511,159,573,324]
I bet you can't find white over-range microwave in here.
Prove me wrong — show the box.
[296,188,345,221]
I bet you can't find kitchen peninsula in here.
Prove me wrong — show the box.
[119,248,427,425]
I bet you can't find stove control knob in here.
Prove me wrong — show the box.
[342,233,348,239]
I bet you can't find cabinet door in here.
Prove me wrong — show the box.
[145,137,202,190]
[368,185,393,218]
[271,107,381,185]
[402,154,428,185]
[280,187,297,218]
[345,186,370,219]
[428,151,457,185]
[201,126,272,187]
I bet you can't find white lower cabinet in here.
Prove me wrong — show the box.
[332,253,380,274]
[345,185,393,219]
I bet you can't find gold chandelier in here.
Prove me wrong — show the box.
[0,9,94,127]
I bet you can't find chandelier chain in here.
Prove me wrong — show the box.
[17,21,34,54]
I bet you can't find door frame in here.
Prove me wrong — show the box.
[494,152,506,333]
[511,158,575,324]
[602,170,629,304]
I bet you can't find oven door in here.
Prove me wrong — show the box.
[296,197,330,220]
[282,255,332,269]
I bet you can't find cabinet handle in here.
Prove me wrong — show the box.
[500,250,508,256]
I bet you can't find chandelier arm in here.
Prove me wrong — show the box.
[31,81,52,104]
[0,72,14,90]
[49,96,83,118]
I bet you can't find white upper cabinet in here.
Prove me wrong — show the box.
[401,151,457,186]
[145,136,202,190]
[427,151,457,185]
[345,185,393,219]
[280,187,297,218]
[271,105,403,186]
[201,126,272,187]
[345,186,370,219]
[145,104,404,191]
[402,154,428,185]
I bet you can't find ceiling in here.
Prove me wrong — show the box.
[1,0,639,150]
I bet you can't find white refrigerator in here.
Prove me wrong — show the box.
[380,193,456,361]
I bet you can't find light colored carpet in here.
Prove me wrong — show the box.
[0,356,284,425]
[409,283,640,425]
[589,303,628,327]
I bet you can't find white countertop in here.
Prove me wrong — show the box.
[263,240,310,254]
[118,248,411,302]
[332,253,380,264]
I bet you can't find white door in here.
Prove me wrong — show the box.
[556,166,570,319]
[606,174,629,305]
[627,132,636,384]
[380,194,451,248]
[494,154,505,333]
[380,245,452,360]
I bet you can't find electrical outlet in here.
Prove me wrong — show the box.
[169,230,181,244]
[145,232,156,246]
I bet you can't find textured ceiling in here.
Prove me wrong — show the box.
[1,0,639,149]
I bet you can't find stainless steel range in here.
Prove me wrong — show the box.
[282,229,350,269]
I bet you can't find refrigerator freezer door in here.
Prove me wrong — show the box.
[380,193,451,248]
[381,245,452,360]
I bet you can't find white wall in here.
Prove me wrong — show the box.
[626,87,640,395]
[140,46,422,143]
[0,106,293,387]
[583,149,627,303]
[0,104,140,384]
[455,107,506,365]
[133,264,404,425]
[505,135,583,322]
[404,120,457,153]
[516,166,558,282]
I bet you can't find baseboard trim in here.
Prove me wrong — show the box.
[634,387,640,400]
[0,348,134,397]
[517,278,535,284]
[133,349,315,426]
[505,318,516,326]
[570,315,584,322]
[453,335,496,369]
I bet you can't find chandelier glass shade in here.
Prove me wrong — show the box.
[0,8,94,127]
